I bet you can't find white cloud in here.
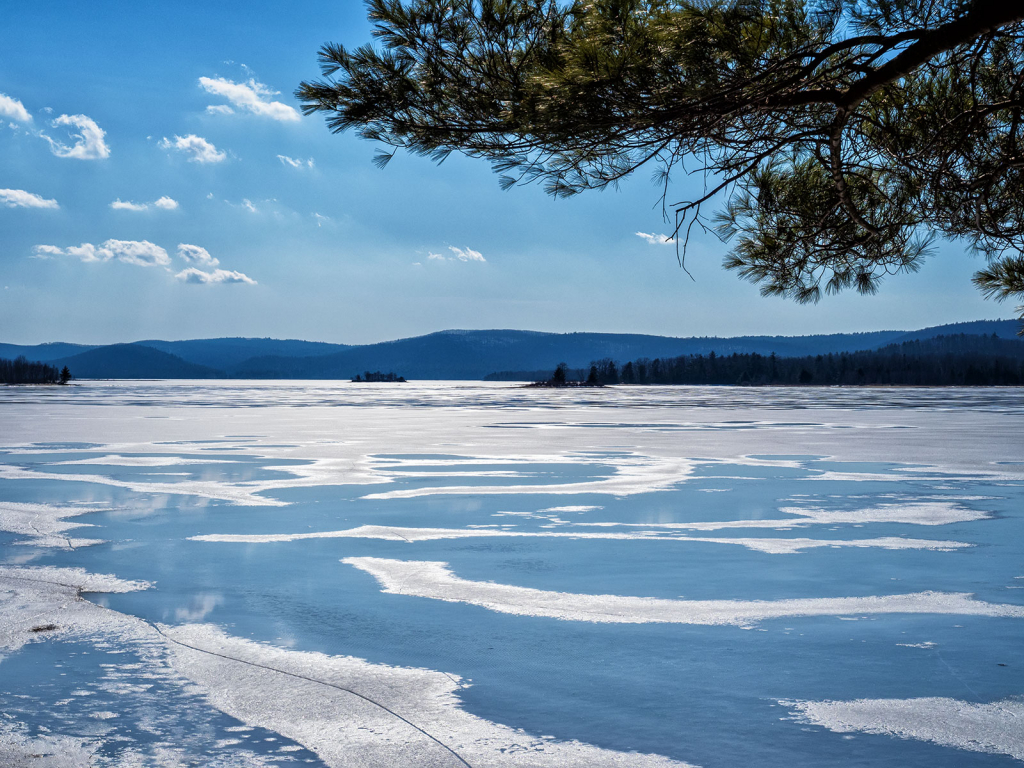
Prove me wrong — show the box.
[448,245,486,262]
[635,231,677,245]
[205,104,235,115]
[31,245,65,259]
[159,134,226,163]
[0,188,59,209]
[176,243,219,267]
[175,267,256,285]
[0,93,31,123]
[153,196,179,210]
[241,198,257,213]
[110,199,149,211]
[64,244,103,262]
[278,154,314,169]
[43,114,110,160]
[425,247,486,263]
[110,195,179,212]
[199,77,300,122]
[98,239,171,266]
[33,239,169,267]
[312,212,329,227]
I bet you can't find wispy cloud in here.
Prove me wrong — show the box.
[312,212,330,227]
[0,188,59,209]
[635,231,677,246]
[42,114,110,159]
[33,239,170,267]
[110,195,179,212]
[159,134,226,163]
[448,245,486,262]
[176,243,219,267]
[110,199,148,211]
[241,198,257,213]
[175,267,256,285]
[0,93,31,123]
[199,77,300,122]
[278,154,314,169]
[205,104,234,115]
[425,246,486,263]
[31,245,65,259]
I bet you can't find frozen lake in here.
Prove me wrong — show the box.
[0,381,1021,766]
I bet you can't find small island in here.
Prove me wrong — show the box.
[352,371,406,382]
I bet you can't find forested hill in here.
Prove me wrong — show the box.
[0,320,1019,380]
[509,335,1024,387]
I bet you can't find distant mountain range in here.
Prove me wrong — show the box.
[0,319,1019,380]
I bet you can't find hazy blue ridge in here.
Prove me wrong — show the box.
[51,344,224,379]
[134,338,350,369]
[0,342,98,361]
[7,319,1020,380]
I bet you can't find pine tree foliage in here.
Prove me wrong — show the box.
[298,0,1024,320]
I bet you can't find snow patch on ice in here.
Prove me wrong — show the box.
[0,567,152,659]
[582,501,989,532]
[0,501,107,548]
[191,525,969,555]
[50,454,238,467]
[343,558,1024,627]
[0,720,98,767]
[784,696,1024,761]
[361,453,695,499]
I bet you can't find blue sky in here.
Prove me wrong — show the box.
[0,1,1006,345]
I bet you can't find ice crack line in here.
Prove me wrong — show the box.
[144,623,475,768]
[2,571,475,768]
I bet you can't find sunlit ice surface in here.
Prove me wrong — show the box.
[0,380,1021,766]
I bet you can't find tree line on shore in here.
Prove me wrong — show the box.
[0,356,71,385]
[528,335,1024,387]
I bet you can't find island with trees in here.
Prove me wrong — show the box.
[1,357,71,385]
[352,371,407,382]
